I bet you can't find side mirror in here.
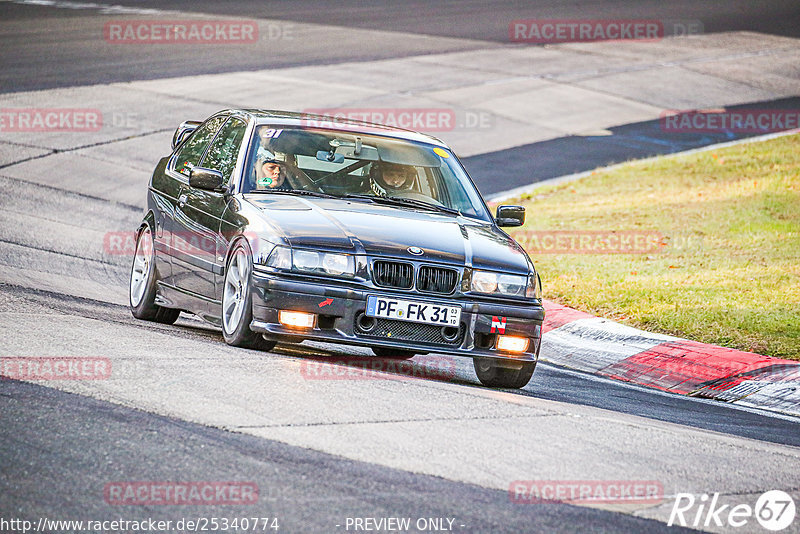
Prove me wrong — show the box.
[189,167,225,192]
[171,120,201,150]
[496,205,525,227]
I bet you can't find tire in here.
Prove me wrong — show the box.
[129,224,180,324]
[221,242,276,351]
[473,358,535,389]
[371,347,417,359]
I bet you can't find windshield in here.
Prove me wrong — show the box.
[241,125,490,220]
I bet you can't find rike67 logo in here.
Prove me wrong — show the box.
[669,490,796,531]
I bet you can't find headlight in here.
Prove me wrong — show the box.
[294,250,354,277]
[322,253,351,275]
[498,274,526,296]
[266,246,291,269]
[471,270,527,297]
[293,250,319,271]
[264,247,355,277]
[471,271,498,293]
[526,272,542,299]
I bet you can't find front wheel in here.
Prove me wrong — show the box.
[129,224,180,324]
[473,358,535,389]
[221,243,276,351]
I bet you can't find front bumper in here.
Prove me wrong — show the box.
[249,270,544,362]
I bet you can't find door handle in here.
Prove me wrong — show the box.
[178,194,187,207]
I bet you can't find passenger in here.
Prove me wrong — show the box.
[254,148,292,190]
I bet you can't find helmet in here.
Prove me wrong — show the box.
[257,147,290,165]
[369,162,415,196]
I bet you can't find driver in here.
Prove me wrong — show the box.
[255,147,292,190]
[369,162,416,197]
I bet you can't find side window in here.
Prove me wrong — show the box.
[173,115,227,176]
[200,117,247,184]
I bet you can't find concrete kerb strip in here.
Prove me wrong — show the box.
[539,300,800,418]
[487,128,800,202]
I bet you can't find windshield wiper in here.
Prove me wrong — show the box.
[247,189,339,199]
[343,194,461,216]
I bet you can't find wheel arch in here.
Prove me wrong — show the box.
[133,210,168,287]
[223,233,255,271]
[136,210,158,239]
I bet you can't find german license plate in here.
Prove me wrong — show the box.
[366,295,460,327]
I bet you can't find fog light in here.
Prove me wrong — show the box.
[497,335,529,353]
[279,310,316,329]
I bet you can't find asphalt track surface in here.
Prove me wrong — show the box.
[2,0,800,91]
[1,378,689,534]
[83,0,800,41]
[2,2,800,533]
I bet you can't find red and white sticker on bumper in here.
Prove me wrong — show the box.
[491,316,507,334]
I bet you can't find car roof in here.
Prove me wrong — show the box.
[223,109,449,147]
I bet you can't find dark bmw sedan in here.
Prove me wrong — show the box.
[130,109,544,388]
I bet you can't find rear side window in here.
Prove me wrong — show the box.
[200,117,247,184]
[173,115,227,176]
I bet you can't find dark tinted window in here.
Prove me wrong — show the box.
[173,115,227,176]
[201,117,247,184]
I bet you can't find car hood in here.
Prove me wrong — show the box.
[244,195,530,273]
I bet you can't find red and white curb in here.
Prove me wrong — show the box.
[539,300,800,417]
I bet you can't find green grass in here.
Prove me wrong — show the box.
[504,134,800,360]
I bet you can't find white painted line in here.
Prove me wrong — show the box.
[5,0,169,15]
[487,128,800,202]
